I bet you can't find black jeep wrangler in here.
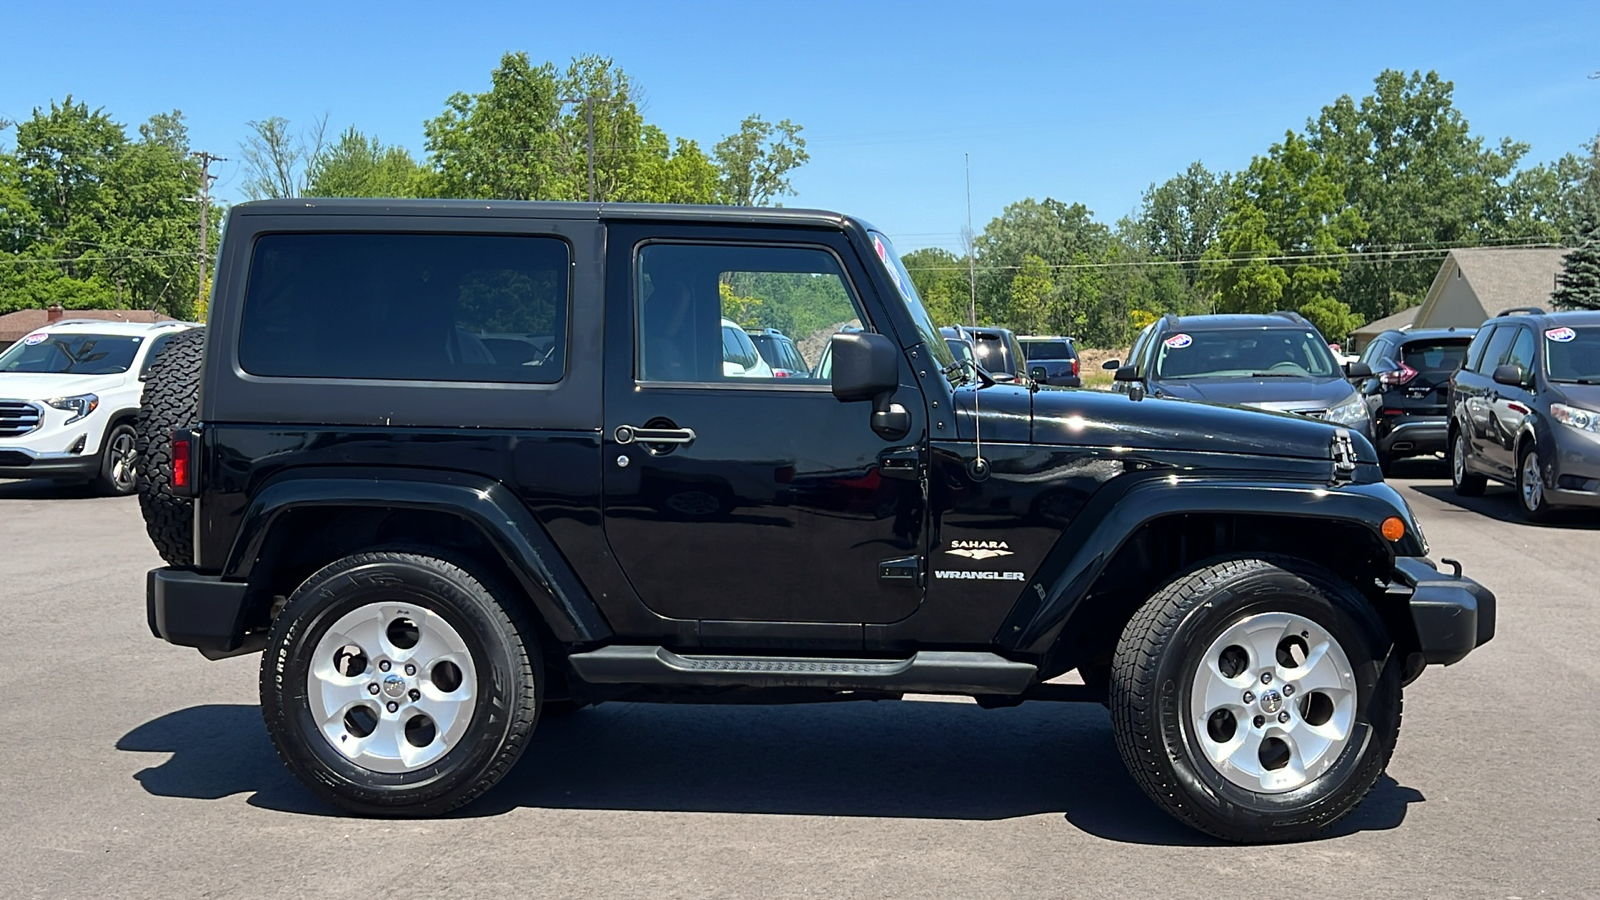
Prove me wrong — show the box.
[138,199,1494,843]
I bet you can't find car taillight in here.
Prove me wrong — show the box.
[773,370,790,378]
[1071,358,1080,376]
[171,432,191,490]
[1380,363,1417,386]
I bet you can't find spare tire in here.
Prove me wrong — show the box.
[136,327,205,566]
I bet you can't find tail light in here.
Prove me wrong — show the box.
[1380,363,1418,386]
[773,370,790,378]
[171,430,191,492]
[1071,358,1080,376]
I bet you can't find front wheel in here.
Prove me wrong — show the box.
[1517,445,1554,522]
[260,551,541,816]
[94,423,138,496]
[1110,556,1401,843]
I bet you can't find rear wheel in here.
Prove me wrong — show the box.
[1517,444,1554,522]
[1451,429,1486,497]
[1110,556,1401,843]
[93,423,138,496]
[260,551,541,816]
[135,327,205,565]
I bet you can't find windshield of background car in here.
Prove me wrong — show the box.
[973,335,1016,374]
[1544,327,1600,382]
[867,231,957,373]
[0,333,143,375]
[1400,338,1471,375]
[1154,328,1338,379]
[1023,340,1075,360]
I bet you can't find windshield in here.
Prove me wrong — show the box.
[1023,340,1075,360]
[1154,328,1338,379]
[1545,326,1600,382]
[0,333,143,375]
[868,232,957,375]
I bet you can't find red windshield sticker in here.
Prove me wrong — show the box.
[22,332,47,345]
[1164,333,1193,349]
[1546,327,1576,343]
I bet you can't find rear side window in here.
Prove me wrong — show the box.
[1504,327,1537,377]
[1400,338,1470,374]
[1024,340,1075,360]
[239,233,570,383]
[1474,326,1516,374]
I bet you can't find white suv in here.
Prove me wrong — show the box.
[0,319,196,494]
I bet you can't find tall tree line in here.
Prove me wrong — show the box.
[905,70,1600,347]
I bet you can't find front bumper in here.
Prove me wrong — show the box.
[1393,556,1495,666]
[147,567,260,658]
[0,447,101,480]
[1546,429,1600,509]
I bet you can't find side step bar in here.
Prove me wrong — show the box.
[567,646,1038,696]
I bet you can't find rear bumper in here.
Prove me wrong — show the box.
[146,567,259,658]
[1377,416,1448,457]
[1393,556,1496,666]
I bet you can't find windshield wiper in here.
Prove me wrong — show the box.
[1248,372,1306,378]
[1551,377,1600,385]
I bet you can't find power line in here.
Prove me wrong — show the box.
[192,151,226,311]
[0,252,193,266]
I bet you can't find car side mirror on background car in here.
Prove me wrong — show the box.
[1114,365,1139,382]
[1344,361,1372,379]
[830,331,909,441]
[1492,364,1527,388]
[1101,358,1121,370]
[1030,365,1047,381]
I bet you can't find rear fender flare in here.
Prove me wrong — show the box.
[997,475,1423,655]
[224,467,611,643]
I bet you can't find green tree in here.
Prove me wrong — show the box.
[307,126,427,198]
[1008,254,1054,334]
[1135,161,1232,276]
[1553,213,1600,310]
[899,247,970,326]
[1308,70,1533,319]
[1297,295,1364,343]
[630,127,720,204]
[714,115,808,206]
[239,114,328,199]
[423,52,565,201]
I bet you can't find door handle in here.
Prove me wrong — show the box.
[615,424,696,445]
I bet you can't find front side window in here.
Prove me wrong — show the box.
[636,243,865,385]
[239,233,570,383]
[0,333,143,375]
[1504,327,1537,378]
[1154,329,1338,379]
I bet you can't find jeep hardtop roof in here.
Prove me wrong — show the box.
[232,198,873,232]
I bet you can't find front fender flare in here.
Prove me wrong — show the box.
[997,474,1424,655]
[224,467,611,643]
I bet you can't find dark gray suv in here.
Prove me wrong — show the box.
[1449,307,1600,521]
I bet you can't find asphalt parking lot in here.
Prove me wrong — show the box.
[1,461,1595,899]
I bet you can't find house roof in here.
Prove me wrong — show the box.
[0,308,178,344]
[1415,247,1569,327]
[1353,305,1420,339]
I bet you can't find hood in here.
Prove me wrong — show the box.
[956,384,1374,463]
[1551,383,1600,411]
[0,372,119,399]
[1152,376,1358,412]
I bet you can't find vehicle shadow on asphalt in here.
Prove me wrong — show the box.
[1410,483,1600,530]
[117,701,1421,844]
[0,479,103,500]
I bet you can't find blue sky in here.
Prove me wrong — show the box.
[3,0,1597,252]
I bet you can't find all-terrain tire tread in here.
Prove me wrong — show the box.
[135,327,205,566]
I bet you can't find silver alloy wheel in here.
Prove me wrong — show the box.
[1189,611,1357,794]
[307,602,479,773]
[1521,451,1544,512]
[1452,433,1467,486]
[109,431,137,491]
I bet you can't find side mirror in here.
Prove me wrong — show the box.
[830,332,899,402]
[1492,364,1525,387]
[1344,361,1372,379]
[1101,358,1121,370]
[1113,365,1139,382]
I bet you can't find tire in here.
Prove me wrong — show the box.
[1516,444,1554,523]
[1450,428,1487,497]
[135,327,206,565]
[260,551,542,816]
[1110,556,1402,843]
[93,422,138,496]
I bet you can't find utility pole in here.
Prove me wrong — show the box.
[559,96,602,202]
[192,151,225,315]
[964,153,978,326]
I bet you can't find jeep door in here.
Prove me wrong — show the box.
[600,223,928,625]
